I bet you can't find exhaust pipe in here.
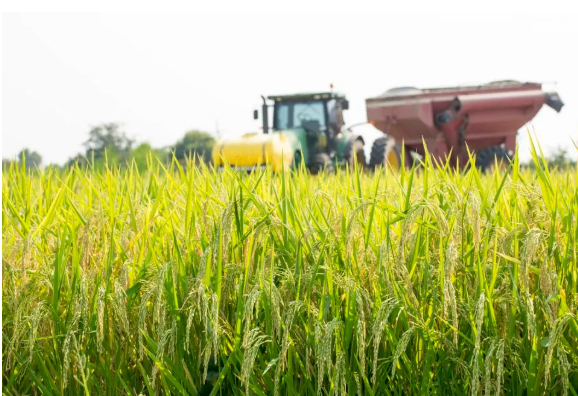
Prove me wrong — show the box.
[261,95,269,133]
[545,92,564,113]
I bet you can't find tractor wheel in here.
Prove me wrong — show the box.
[475,146,513,172]
[343,139,366,169]
[369,137,401,171]
[309,153,335,175]
[292,151,303,170]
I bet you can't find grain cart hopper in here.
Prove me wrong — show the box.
[212,92,375,173]
[366,81,564,170]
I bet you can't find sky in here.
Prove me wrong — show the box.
[3,12,578,165]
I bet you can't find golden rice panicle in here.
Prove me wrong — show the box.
[240,327,270,396]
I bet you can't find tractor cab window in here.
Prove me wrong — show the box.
[293,101,326,129]
[327,99,337,128]
[275,100,327,131]
[276,103,290,130]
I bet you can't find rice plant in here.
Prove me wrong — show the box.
[2,141,577,395]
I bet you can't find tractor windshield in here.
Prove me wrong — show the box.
[275,100,327,130]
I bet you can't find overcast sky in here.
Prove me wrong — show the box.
[3,12,578,164]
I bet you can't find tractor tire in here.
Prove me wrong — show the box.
[309,153,335,175]
[343,139,366,169]
[475,146,513,172]
[369,137,401,171]
[291,150,303,170]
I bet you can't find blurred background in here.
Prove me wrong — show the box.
[3,12,577,168]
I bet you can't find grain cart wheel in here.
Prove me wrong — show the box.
[343,139,367,169]
[475,146,513,173]
[369,137,401,171]
[309,153,335,175]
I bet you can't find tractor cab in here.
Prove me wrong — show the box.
[256,92,349,158]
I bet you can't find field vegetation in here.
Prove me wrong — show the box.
[2,142,578,395]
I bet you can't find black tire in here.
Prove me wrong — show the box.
[292,151,303,170]
[309,153,335,175]
[475,146,513,172]
[369,137,400,170]
[343,139,366,169]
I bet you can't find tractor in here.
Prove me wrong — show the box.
[212,92,398,173]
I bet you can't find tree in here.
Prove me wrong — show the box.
[2,159,16,170]
[548,146,575,169]
[129,143,168,171]
[65,154,90,168]
[84,123,134,162]
[17,148,42,169]
[66,123,134,168]
[172,130,215,163]
[524,145,576,170]
[44,163,64,173]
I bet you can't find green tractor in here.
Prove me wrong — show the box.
[212,91,400,173]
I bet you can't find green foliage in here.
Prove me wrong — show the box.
[66,123,134,168]
[64,126,214,169]
[19,148,43,168]
[84,122,134,160]
[2,140,578,395]
[524,145,577,170]
[172,130,215,163]
[2,158,15,170]
[129,143,168,171]
[2,149,42,170]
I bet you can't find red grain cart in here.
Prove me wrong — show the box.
[366,81,564,170]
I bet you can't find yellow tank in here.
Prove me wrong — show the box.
[212,132,295,172]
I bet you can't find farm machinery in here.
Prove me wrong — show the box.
[366,81,564,170]
[212,81,563,172]
[212,91,386,173]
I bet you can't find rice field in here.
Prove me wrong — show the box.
[2,143,578,395]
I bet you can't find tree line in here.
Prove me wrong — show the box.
[3,123,576,171]
[3,123,216,171]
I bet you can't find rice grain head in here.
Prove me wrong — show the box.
[545,313,573,386]
[484,340,496,396]
[96,286,106,355]
[315,318,341,394]
[391,326,416,378]
[274,300,302,396]
[371,298,397,386]
[495,339,505,396]
[241,327,270,396]
[557,344,570,396]
[470,292,485,396]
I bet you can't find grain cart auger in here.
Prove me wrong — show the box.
[212,92,385,173]
[366,81,564,171]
